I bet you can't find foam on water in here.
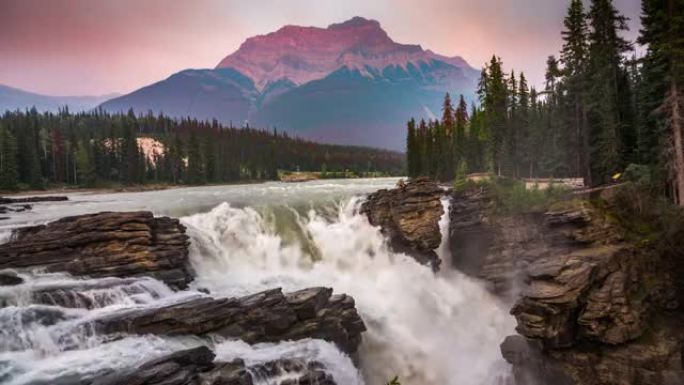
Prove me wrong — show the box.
[183,197,514,385]
[0,179,514,385]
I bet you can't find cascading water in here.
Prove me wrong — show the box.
[0,179,514,385]
[183,197,514,385]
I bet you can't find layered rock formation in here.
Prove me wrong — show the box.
[94,287,365,356]
[361,178,445,270]
[447,185,684,384]
[0,211,192,288]
[41,346,336,385]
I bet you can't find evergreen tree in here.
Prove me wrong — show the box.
[639,0,684,204]
[406,119,418,178]
[484,56,508,176]
[187,131,205,184]
[561,0,591,180]
[586,0,631,184]
[0,125,18,190]
[454,95,469,173]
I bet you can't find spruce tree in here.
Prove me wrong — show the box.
[454,95,469,173]
[187,131,204,184]
[0,126,19,190]
[406,119,418,178]
[561,0,590,181]
[586,0,631,184]
[639,0,684,204]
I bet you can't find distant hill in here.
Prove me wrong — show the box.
[0,84,119,113]
[100,17,479,151]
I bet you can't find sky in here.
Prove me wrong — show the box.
[0,0,642,96]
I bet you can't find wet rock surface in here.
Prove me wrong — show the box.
[447,185,684,384]
[0,196,68,204]
[0,270,23,286]
[33,346,338,385]
[0,211,193,288]
[94,287,365,356]
[361,178,445,270]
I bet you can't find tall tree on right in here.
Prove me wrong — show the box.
[639,0,684,205]
[561,0,590,182]
[586,0,631,184]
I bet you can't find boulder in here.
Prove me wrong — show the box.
[0,270,23,286]
[361,178,445,270]
[93,287,366,356]
[0,211,192,288]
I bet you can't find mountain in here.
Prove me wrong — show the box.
[100,17,479,150]
[0,84,119,113]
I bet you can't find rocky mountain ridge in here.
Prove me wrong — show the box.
[100,17,478,151]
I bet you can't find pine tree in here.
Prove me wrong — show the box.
[561,0,591,181]
[0,126,19,190]
[187,131,204,184]
[454,95,469,173]
[419,119,429,177]
[586,0,631,184]
[406,119,418,178]
[75,140,96,187]
[639,0,684,204]
[484,56,508,176]
[442,93,455,180]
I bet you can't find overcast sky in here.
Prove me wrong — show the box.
[0,0,642,96]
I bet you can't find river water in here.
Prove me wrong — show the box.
[0,178,514,385]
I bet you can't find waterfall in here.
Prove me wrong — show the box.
[183,197,514,385]
[0,179,514,385]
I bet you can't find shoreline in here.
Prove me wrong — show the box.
[0,176,402,197]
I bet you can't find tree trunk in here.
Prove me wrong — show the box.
[670,82,684,206]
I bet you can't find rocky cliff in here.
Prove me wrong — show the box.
[361,178,446,270]
[447,185,684,385]
[0,211,193,288]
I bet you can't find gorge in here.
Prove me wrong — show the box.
[0,177,681,385]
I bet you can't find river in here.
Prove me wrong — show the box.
[0,178,514,385]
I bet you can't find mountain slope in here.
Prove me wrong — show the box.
[101,68,257,124]
[100,17,479,150]
[0,84,118,113]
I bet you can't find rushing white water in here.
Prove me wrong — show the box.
[184,196,513,385]
[0,178,514,385]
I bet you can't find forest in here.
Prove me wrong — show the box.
[406,0,684,205]
[0,108,404,190]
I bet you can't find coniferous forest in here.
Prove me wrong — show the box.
[0,108,404,190]
[406,0,684,205]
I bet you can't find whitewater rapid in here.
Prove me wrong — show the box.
[183,197,513,384]
[0,179,514,385]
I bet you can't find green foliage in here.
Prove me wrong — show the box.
[0,109,404,190]
[0,125,18,191]
[404,0,684,208]
[386,376,401,385]
[489,178,569,215]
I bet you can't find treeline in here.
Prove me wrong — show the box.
[407,0,684,205]
[0,108,404,190]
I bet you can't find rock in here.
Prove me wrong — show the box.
[447,185,684,384]
[93,287,365,356]
[0,211,192,289]
[361,178,445,270]
[0,270,23,286]
[0,196,68,204]
[58,346,338,385]
[92,346,217,385]
[0,204,32,215]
